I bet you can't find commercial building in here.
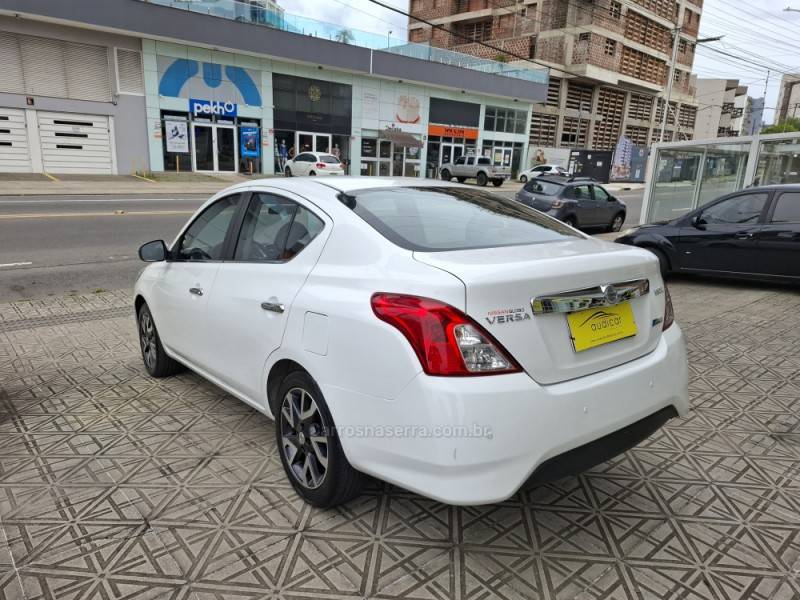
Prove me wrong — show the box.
[409,0,704,166]
[775,73,800,124]
[692,78,749,139]
[0,0,547,177]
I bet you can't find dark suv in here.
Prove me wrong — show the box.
[515,176,627,232]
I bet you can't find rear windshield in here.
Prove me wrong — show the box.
[320,155,340,164]
[340,186,581,252]
[524,180,563,195]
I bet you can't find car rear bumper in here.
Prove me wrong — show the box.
[325,324,689,505]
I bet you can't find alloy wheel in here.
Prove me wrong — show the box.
[611,215,624,231]
[280,387,329,489]
[139,310,157,371]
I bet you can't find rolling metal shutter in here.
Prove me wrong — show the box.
[0,108,31,173]
[116,48,144,95]
[0,30,112,102]
[37,112,112,174]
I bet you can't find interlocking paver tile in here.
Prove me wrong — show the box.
[1,280,799,599]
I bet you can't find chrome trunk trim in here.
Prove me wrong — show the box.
[531,279,650,315]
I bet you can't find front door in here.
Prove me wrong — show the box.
[192,124,238,172]
[153,194,242,364]
[676,191,769,274]
[205,191,330,404]
[392,147,404,176]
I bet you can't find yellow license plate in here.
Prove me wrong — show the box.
[567,301,637,352]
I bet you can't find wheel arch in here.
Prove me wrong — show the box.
[266,357,309,418]
[134,294,147,316]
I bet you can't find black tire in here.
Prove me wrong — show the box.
[519,175,528,183]
[608,212,625,233]
[492,179,503,187]
[563,215,578,228]
[456,177,466,183]
[477,172,488,186]
[441,169,451,181]
[137,303,183,378]
[275,370,364,508]
[648,247,670,278]
[309,171,316,176]
[284,167,292,177]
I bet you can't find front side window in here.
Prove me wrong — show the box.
[234,193,325,262]
[341,186,580,252]
[700,193,768,225]
[178,195,240,261]
[771,192,800,223]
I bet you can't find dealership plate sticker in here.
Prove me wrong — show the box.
[567,302,637,352]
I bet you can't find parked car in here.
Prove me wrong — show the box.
[135,177,688,508]
[515,176,627,232]
[616,185,800,282]
[440,155,510,187]
[518,164,567,183]
[284,152,344,177]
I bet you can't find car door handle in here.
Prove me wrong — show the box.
[734,232,754,239]
[261,301,285,313]
[189,287,204,296]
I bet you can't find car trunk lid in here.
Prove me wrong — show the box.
[414,238,665,385]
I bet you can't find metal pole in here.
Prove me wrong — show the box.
[659,26,681,143]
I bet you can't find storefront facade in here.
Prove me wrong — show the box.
[143,40,534,178]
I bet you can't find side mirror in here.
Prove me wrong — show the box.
[139,240,168,262]
[691,215,706,230]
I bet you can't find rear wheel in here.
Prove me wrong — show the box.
[477,172,488,186]
[608,212,625,232]
[647,247,670,277]
[309,171,316,176]
[276,370,364,507]
[284,167,292,177]
[492,179,503,187]
[137,304,182,378]
[563,215,578,229]
[441,169,451,181]
[519,175,528,183]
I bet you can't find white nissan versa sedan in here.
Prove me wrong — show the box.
[135,177,689,508]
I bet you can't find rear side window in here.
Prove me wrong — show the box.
[524,180,563,195]
[341,186,580,252]
[771,192,800,223]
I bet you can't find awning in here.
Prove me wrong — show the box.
[379,129,423,148]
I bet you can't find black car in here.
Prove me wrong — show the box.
[615,185,800,283]
[514,176,627,232]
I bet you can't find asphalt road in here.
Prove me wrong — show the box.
[0,188,644,302]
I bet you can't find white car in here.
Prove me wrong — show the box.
[519,164,567,183]
[135,177,689,508]
[284,151,344,177]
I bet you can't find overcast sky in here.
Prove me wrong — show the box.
[280,0,797,124]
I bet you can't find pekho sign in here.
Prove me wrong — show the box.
[190,98,238,119]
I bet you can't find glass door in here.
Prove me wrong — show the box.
[392,147,404,176]
[314,134,331,153]
[296,131,332,155]
[216,126,237,172]
[192,125,214,171]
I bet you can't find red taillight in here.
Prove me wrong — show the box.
[371,293,521,376]
[316,162,327,168]
[663,284,675,330]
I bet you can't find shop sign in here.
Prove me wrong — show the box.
[427,124,479,140]
[165,120,189,153]
[190,98,238,118]
[240,127,261,158]
[396,95,421,124]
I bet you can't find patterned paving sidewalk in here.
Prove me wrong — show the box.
[0,280,799,600]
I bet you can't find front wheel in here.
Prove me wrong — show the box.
[477,172,488,186]
[309,171,316,176]
[519,175,528,183]
[440,169,451,181]
[563,215,578,229]
[137,304,183,378]
[284,167,292,177]
[492,179,503,187]
[276,371,364,507]
[608,212,625,232]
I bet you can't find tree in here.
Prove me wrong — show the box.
[335,29,355,44]
[494,54,510,63]
[762,118,800,134]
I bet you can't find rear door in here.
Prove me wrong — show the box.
[676,191,769,275]
[754,190,800,279]
[566,184,599,226]
[204,190,330,403]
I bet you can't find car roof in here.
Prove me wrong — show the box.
[222,176,470,196]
